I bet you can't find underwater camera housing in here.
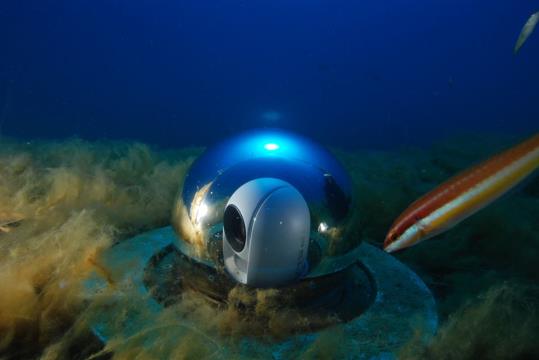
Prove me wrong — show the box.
[85,128,437,357]
[172,128,362,288]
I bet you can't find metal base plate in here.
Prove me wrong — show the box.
[84,226,437,359]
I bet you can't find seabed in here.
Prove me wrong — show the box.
[85,227,438,359]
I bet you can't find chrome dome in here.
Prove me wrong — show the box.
[172,129,362,278]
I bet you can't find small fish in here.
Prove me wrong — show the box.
[0,212,24,234]
[384,133,539,253]
[0,221,20,233]
[514,11,539,54]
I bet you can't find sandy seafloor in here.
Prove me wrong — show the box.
[0,134,537,360]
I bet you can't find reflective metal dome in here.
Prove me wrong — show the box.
[172,129,362,278]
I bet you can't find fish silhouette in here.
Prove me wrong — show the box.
[514,11,539,54]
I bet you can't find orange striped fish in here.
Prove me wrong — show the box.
[384,133,539,253]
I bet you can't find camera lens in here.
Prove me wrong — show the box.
[224,205,246,252]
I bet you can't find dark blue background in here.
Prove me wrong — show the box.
[1,0,538,149]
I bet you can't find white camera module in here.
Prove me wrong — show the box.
[222,178,310,288]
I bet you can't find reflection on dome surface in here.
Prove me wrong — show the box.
[172,129,362,278]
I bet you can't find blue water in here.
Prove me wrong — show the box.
[1,0,538,149]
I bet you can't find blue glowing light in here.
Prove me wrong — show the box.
[264,143,280,151]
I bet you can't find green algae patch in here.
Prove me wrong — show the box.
[0,138,197,358]
[400,282,539,359]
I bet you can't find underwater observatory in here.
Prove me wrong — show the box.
[0,0,538,359]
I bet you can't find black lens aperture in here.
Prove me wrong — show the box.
[224,205,246,252]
